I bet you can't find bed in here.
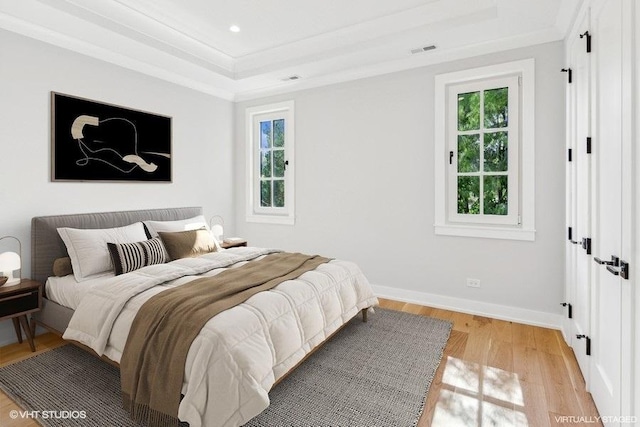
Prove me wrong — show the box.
[30,207,378,427]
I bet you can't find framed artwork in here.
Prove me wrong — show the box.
[51,92,172,182]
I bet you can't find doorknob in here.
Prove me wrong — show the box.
[606,266,620,276]
[594,255,619,266]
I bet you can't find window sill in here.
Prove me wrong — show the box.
[246,214,295,225]
[434,224,535,241]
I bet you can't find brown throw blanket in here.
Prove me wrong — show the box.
[121,252,331,427]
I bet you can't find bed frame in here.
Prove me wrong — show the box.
[30,205,370,393]
[31,206,202,335]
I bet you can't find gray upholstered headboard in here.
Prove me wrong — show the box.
[31,207,202,284]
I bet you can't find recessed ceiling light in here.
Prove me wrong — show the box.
[229,25,240,33]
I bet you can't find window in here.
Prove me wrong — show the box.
[434,59,535,241]
[246,101,295,224]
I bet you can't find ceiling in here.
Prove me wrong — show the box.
[0,0,581,100]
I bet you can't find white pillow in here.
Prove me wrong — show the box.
[57,222,148,282]
[143,215,222,250]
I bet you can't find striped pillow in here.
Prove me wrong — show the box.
[107,237,166,275]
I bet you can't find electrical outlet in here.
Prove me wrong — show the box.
[467,278,481,288]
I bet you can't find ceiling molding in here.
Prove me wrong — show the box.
[1,0,581,102]
[234,27,564,102]
[0,10,236,100]
[37,0,235,76]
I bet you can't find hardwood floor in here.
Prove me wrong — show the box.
[374,299,602,427]
[0,300,601,426]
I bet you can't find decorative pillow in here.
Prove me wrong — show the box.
[158,229,218,261]
[107,237,166,275]
[52,257,73,277]
[57,222,148,282]
[144,215,222,251]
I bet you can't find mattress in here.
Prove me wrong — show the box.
[46,273,113,310]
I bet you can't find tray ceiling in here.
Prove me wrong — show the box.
[0,0,581,100]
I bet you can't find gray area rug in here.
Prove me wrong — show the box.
[0,309,451,427]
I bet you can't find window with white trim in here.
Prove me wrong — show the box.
[434,59,535,241]
[246,101,295,225]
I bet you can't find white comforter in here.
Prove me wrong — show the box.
[63,247,378,427]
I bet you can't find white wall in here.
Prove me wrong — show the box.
[235,41,566,326]
[0,30,235,345]
[634,0,640,418]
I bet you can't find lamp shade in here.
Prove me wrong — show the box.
[209,216,224,243]
[0,251,21,285]
[0,251,20,270]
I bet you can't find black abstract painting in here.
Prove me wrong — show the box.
[52,92,172,182]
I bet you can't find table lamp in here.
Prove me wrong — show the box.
[209,215,224,243]
[0,236,21,286]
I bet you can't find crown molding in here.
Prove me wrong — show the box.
[234,28,563,102]
[0,10,236,100]
[1,0,578,103]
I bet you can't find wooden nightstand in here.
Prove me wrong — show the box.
[221,239,248,249]
[0,279,42,352]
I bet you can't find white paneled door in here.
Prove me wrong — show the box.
[568,10,592,382]
[588,0,631,423]
[565,0,635,424]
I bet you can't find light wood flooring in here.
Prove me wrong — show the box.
[0,299,601,426]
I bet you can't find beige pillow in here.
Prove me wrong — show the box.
[53,257,73,277]
[158,229,217,261]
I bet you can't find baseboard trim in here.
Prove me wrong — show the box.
[372,284,562,330]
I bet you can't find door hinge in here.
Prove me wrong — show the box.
[568,148,572,162]
[580,31,592,53]
[561,302,573,319]
[586,137,592,154]
[576,334,591,355]
[582,237,592,255]
[568,226,573,241]
[561,68,573,84]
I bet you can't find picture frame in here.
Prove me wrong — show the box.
[51,92,172,182]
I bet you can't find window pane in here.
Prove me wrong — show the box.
[484,175,508,215]
[457,176,480,214]
[484,132,508,172]
[274,180,285,207]
[260,121,272,149]
[458,134,480,172]
[273,150,285,177]
[260,180,272,207]
[458,91,480,131]
[260,150,271,178]
[484,87,508,128]
[273,119,285,147]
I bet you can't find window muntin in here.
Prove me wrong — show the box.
[447,76,519,225]
[259,118,286,208]
[433,59,535,241]
[246,102,295,225]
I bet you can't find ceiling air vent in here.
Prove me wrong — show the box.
[410,45,436,55]
[281,75,301,81]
